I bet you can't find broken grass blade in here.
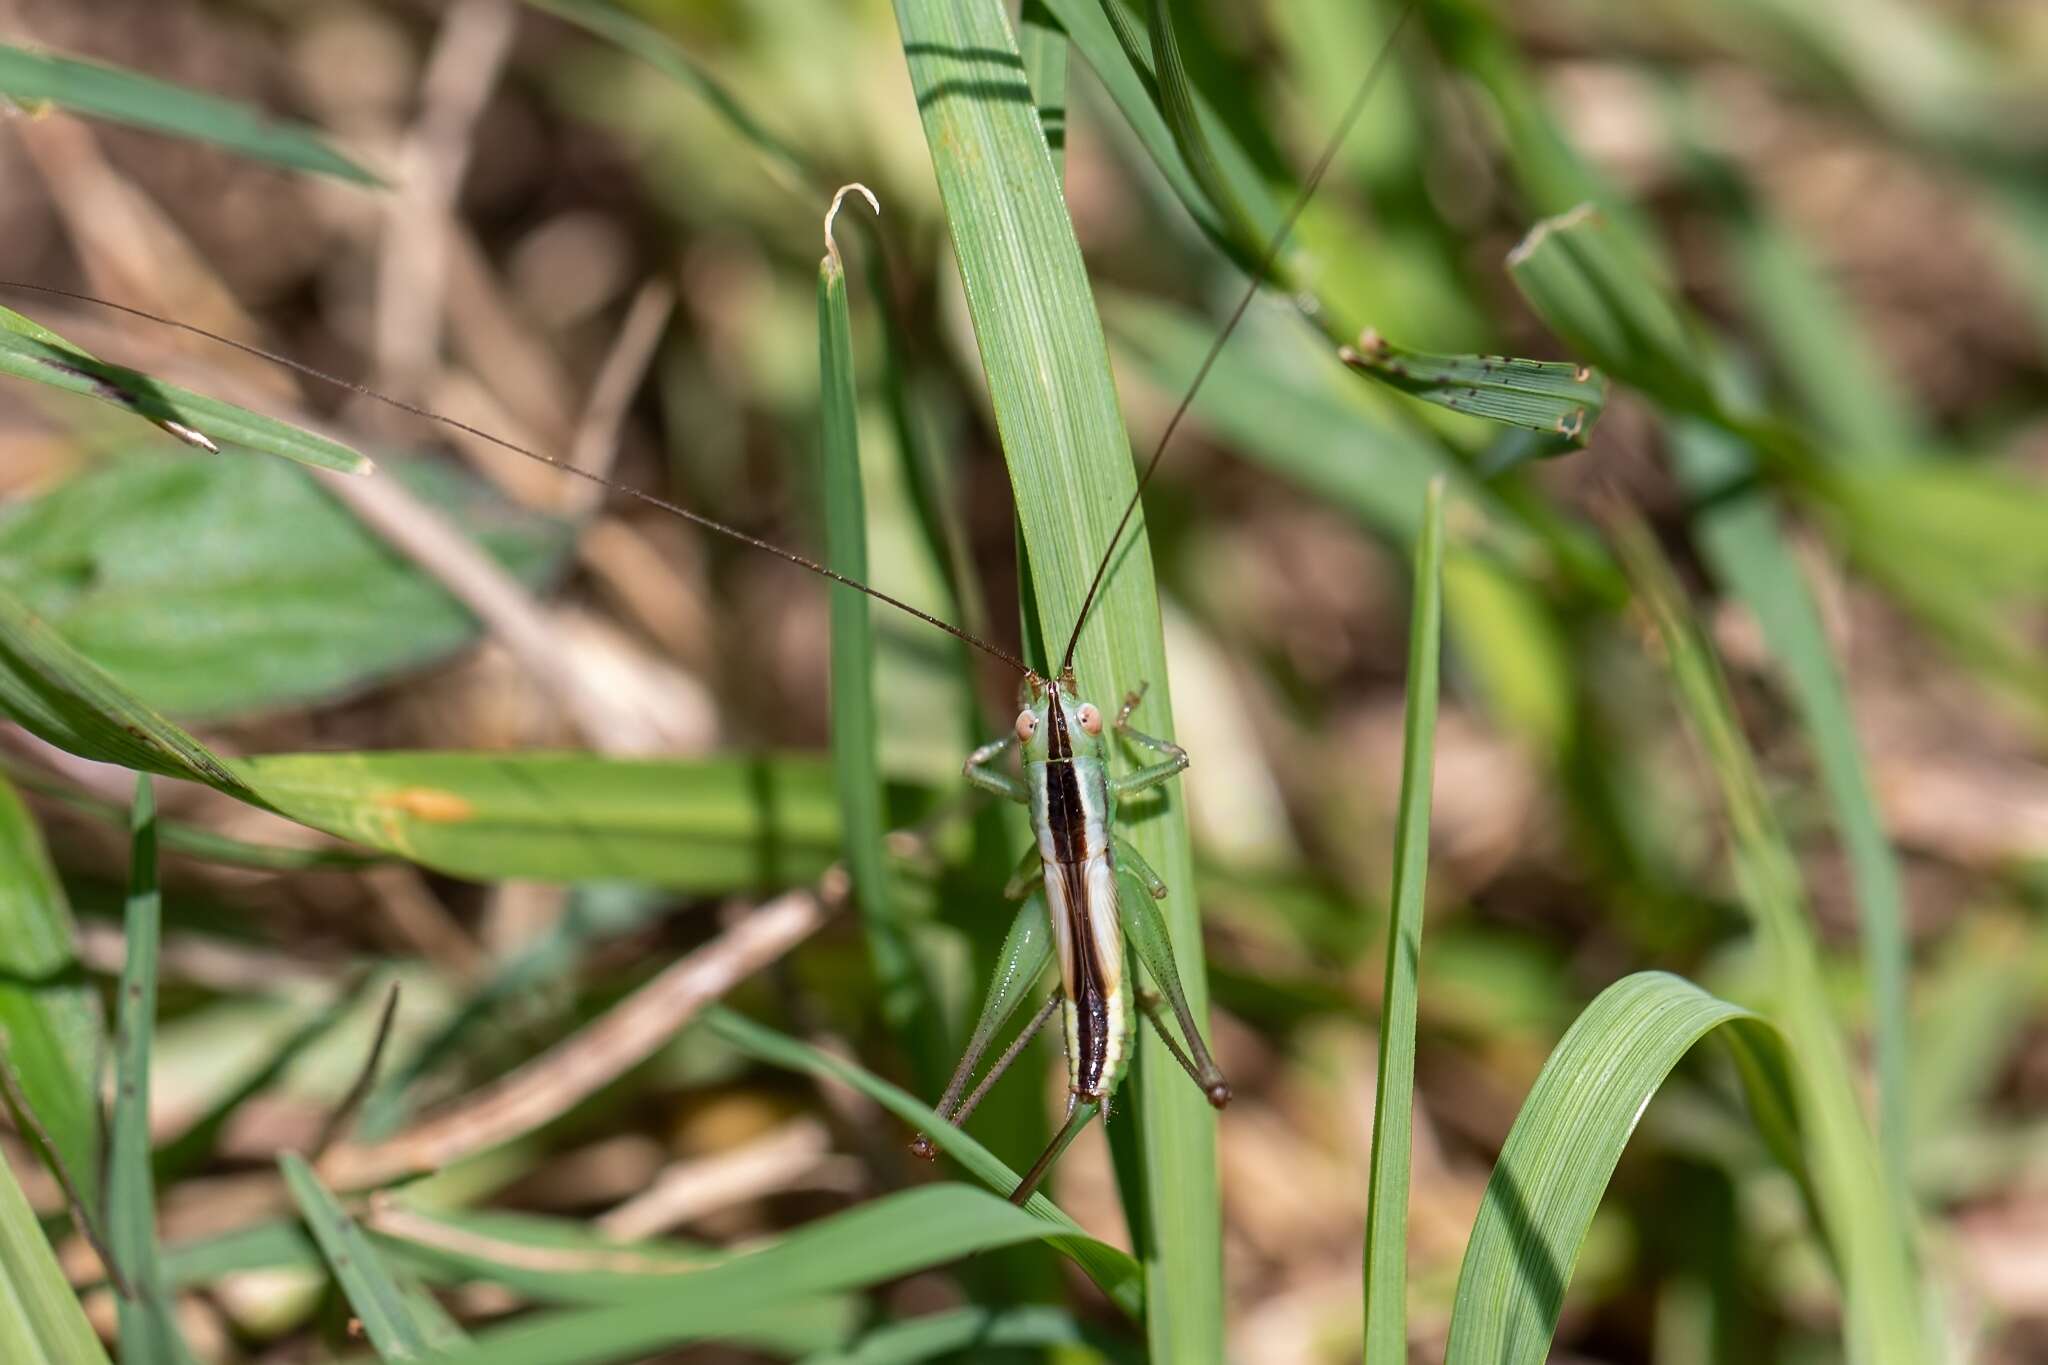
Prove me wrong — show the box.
[1338,331,1605,441]
[0,307,372,475]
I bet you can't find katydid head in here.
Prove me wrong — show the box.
[1014,670,1106,765]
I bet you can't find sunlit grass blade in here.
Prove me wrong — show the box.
[0,1130,111,1364]
[1362,480,1442,1362]
[0,775,105,1220]
[1142,0,1271,257]
[416,1185,1115,1365]
[107,777,198,1365]
[0,306,374,475]
[279,1151,458,1359]
[1444,972,1801,1364]
[235,751,841,889]
[704,1006,1142,1316]
[1612,512,1926,1363]
[796,1304,1136,1365]
[0,44,375,183]
[1673,419,1914,1218]
[888,2,1212,1354]
[820,192,942,1088]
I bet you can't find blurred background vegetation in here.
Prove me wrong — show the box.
[2,0,2048,1360]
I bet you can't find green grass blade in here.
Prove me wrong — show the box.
[1337,336,1605,440]
[235,751,840,889]
[1362,480,1443,1362]
[704,1006,1142,1316]
[1613,514,1926,1364]
[279,1151,452,1359]
[1673,420,1914,1220]
[1019,1,1069,173]
[0,775,105,1221]
[887,2,1214,1354]
[0,1129,111,1364]
[820,204,942,1088]
[0,583,257,798]
[0,307,374,475]
[1142,0,1270,256]
[1444,972,1796,1364]
[108,777,198,1365]
[0,44,374,184]
[524,0,819,196]
[417,1186,1108,1365]
[797,1304,1135,1365]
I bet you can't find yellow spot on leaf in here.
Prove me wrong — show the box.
[378,787,474,822]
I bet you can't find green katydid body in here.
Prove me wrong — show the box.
[917,669,1230,1203]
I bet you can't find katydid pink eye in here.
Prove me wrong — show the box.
[1077,703,1102,735]
[1015,710,1038,742]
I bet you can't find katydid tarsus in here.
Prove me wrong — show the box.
[0,1,1414,1205]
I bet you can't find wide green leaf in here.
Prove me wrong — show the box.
[0,44,374,183]
[1362,480,1442,1362]
[0,306,373,475]
[1444,972,1798,1363]
[0,1133,110,1364]
[0,450,571,718]
[236,751,840,890]
[887,2,1213,1355]
[0,775,105,1219]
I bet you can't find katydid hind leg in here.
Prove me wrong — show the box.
[1009,1099,1100,1206]
[1116,868,1231,1107]
[909,892,1051,1158]
[1001,843,1040,900]
[1112,832,1169,900]
[946,991,1060,1132]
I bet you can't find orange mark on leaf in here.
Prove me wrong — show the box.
[378,787,475,822]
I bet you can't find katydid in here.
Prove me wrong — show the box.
[0,1,1414,1206]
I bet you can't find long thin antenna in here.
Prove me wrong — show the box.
[1059,1,1417,673]
[0,279,1033,678]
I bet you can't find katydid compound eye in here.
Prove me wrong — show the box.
[1015,710,1038,742]
[1077,704,1102,735]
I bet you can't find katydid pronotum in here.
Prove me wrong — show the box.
[0,3,1416,1205]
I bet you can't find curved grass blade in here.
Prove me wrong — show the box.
[820,194,942,1088]
[1142,0,1273,259]
[0,44,374,184]
[107,777,199,1365]
[1613,512,1926,1364]
[797,1304,1138,1365]
[1443,972,1799,1364]
[888,1,1212,1352]
[416,1185,1113,1365]
[0,776,105,1220]
[1673,419,1914,1224]
[704,1006,1142,1317]
[1361,480,1442,1362]
[0,307,373,475]
[0,1130,110,1364]
[279,1151,458,1359]
[236,751,841,890]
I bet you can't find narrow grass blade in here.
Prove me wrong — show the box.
[107,777,198,1365]
[1613,513,1926,1364]
[0,44,374,183]
[279,1151,454,1359]
[704,1006,1143,1317]
[0,776,105,1220]
[419,1186,1110,1365]
[524,0,818,196]
[1443,972,1799,1364]
[820,198,941,1088]
[0,1133,111,1364]
[0,307,373,475]
[0,582,256,797]
[888,2,1213,1352]
[1019,1,1069,173]
[1142,0,1271,258]
[1362,480,1442,1362]
[1673,420,1914,1221]
[797,1304,1137,1365]
[235,751,841,889]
